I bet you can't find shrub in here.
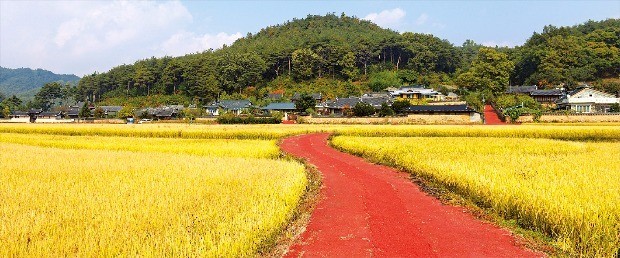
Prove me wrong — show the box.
[352,102,375,117]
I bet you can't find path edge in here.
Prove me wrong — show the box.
[259,136,323,257]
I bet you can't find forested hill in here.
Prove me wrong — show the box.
[0,67,80,99]
[74,14,619,106]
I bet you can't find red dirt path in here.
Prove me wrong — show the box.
[281,133,543,257]
[484,105,507,125]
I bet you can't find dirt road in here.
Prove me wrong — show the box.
[281,133,542,257]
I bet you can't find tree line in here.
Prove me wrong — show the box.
[8,14,619,114]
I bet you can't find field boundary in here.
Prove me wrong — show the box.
[261,145,323,257]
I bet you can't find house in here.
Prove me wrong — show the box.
[556,86,620,113]
[9,111,29,118]
[530,89,564,106]
[135,106,183,120]
[446,92,459,101]
[67,102,85,118]
[323,97,392,115]
[389,86,444,101]
[262,102,297,120]
[506,85,538,95]
[262,102,297,113]
[206,100,252,115]
[98,106,123,117]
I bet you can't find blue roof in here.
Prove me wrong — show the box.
[218,100,251,110]
[262,102,296,110]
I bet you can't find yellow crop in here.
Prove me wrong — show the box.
[335,124,620,141]
[0,133,307,256]
[0,133,279,159]
[332,136,620,256]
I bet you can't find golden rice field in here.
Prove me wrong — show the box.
[332,135,620,256]
[0,128,307,256]
[0,133,279,159]
[2,123,620,256]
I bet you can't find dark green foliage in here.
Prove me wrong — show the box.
[295,93,316,111]
[352,102,375,117]
[610,103,620,113]
[217,113,282,124]
[391,99,411,113]
[79,102,91,118]
[367,71,402,91]
[378,103,395,117]
[512,19,620,87]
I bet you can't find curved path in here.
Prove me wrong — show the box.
[281,133,542,257]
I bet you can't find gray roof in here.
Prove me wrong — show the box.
[405,104,476,113]
[262,102,296,110]
[98,106,123,112]
[506,85,538,94]
[326,97,391,109]
[218,100,252,110]
[530,89,564,96]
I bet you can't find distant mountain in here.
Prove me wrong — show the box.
[0,67,80,100]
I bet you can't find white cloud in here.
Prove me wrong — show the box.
[481,41,515,47]
[159,32,243,56]
[0,1,237,76]
[364,8,406,27]
[415,13,429,25]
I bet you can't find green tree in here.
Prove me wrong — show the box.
[34,82,67,111]
[609,103,620,113]
[391,99,411,113]
[117,106,134,119]
[456,48,514,95]
[378,103,395,117]
[352,101,375,116]
[2,105,10,118]
[367,71,402,92]
[295,93,316,112]
[216,52,266,94]
[79,102,91,119]
[292,48,322,80]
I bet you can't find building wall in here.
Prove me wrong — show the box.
[305,114,481,124]
[516,113,620,123]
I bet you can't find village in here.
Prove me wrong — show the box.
[4,84,620,124]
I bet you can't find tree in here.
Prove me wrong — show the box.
[216,52,266,94]
[456,48,514,95]
[295,93,316,112]
[391,99,411,113]
[378,103,395,117]
[93,107,105,119]
[367,71,402,92]
[79,102,91,119]
[117,106,134,119]
[353,101,375,116]
[3,95,22,110]
[34,82,67,111]
[292,48,322,80]
[610,103,620,113]
[2,105,10,118]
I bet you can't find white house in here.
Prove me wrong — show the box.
[556,86,620,113]
[388,86,445,101]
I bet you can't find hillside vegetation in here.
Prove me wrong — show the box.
[27,14,620,108]
[0,67,80,100]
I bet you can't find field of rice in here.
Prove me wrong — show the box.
[0,125,308,256]
[331,134,620,256]
[2,123,619,256]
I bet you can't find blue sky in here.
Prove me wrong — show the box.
[1,1,618,76]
